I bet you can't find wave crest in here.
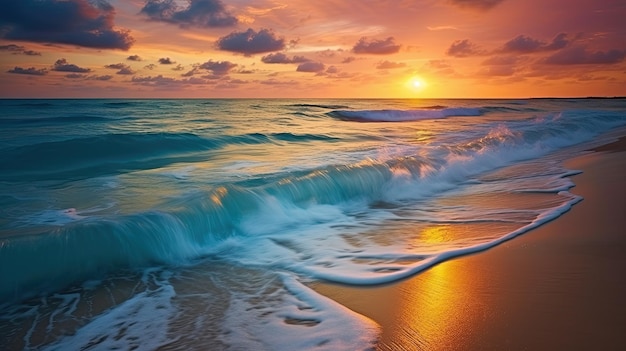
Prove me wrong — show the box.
[328,107,482,122]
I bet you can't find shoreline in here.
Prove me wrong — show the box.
[312,136,626,350]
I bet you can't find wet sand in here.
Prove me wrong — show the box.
[313,137,626,350]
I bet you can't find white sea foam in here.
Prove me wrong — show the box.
[331,107,482,122]
[220,273,379,350]
[41,270,177,351]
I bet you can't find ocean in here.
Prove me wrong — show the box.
[1,98,625,350]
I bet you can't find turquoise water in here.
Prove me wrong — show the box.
[1,98,625,349]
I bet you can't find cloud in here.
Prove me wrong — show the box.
[104,63,135,75]
[448,0,505,11]
[261,52,310,64]
[52,58,91,73]
[65,73,86,79]
[446,39,485,57]
[132,74,209,86]
[0,0,134,50]
[352,37,401,55]
[127,55,142,61]
[342,56,356,64]
[481,55,520,66]
[376,60,406,69]
[7,66,48,75]
[199,60,238,75]
[427,25,458,31]
[159,57,175,64]
[144,63,157,70]
[0,44,41,55]
[296,61,325,72]
[92,75,114,81]
[140,0,237,28]
[502,33,570,53]
[544,46,626,65]
[216,28,285,56]
[65,73,114,80]
[105,63,127,70]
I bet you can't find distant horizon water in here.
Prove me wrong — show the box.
[1,98,625,349]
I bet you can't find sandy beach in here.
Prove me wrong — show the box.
[313,136,626,350]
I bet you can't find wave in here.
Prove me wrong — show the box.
[2,106,625,303]
[328,107,482,122]
[0,114,598,302]
[0,115,129,126]
[0,132,344,181]
[289,103,350,109]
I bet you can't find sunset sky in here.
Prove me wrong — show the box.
[1,0,625,98]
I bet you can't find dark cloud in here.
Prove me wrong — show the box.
[342,56,356,64]
[376,60,406,69]
[7,66,48,75]
[0,44,23,52]
[296,61,325,73]
[0,0,134,50]
[481,55,520,66]
[52,58,91,73]
[0,44,42,56]
[199,60,237,75]
[544,46,626,65]
[261,52,310,64]
[132,74,209,86]
[144,63,157,70]
[216,28,285,56]
[449,0,505,10]
[63,73,116,80]
[479,65,516,76]
[502,33,570,53]
[92,75,114,81]
[117,67,135,75]
[127,55,142,61]
[65,73,86,79]
[352,37,401,55]
[105,63,127,70]
[159,57,175,64]
[446,39,485,57]
[140,0,237,28]
[326,66,339,74]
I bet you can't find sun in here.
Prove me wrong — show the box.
[406,76,427,92]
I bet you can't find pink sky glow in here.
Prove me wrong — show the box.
[1,0,625,98]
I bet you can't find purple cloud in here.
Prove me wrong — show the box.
[140,0,237,28]
[91,75,114,81]
[159,57,175,65]
[342,56,356,64]
[352,37,401,55]
[449,0,505,10]
[0,44,41,55]
[127,55,142,61]
[52,58,91,73]
[376,60,406,69]
[261,52,310,64]
[296,61,325,73]
[0,0,133,50]
[105,63,127,70]
[502,33,571,53]
[199,60,238,75]
[7,66,48,75]
[544,46,625,65]
[446,39,485,57]
[132,74,209,86]
[216,28,285,56]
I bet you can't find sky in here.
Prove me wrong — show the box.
[0,0,625,98]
